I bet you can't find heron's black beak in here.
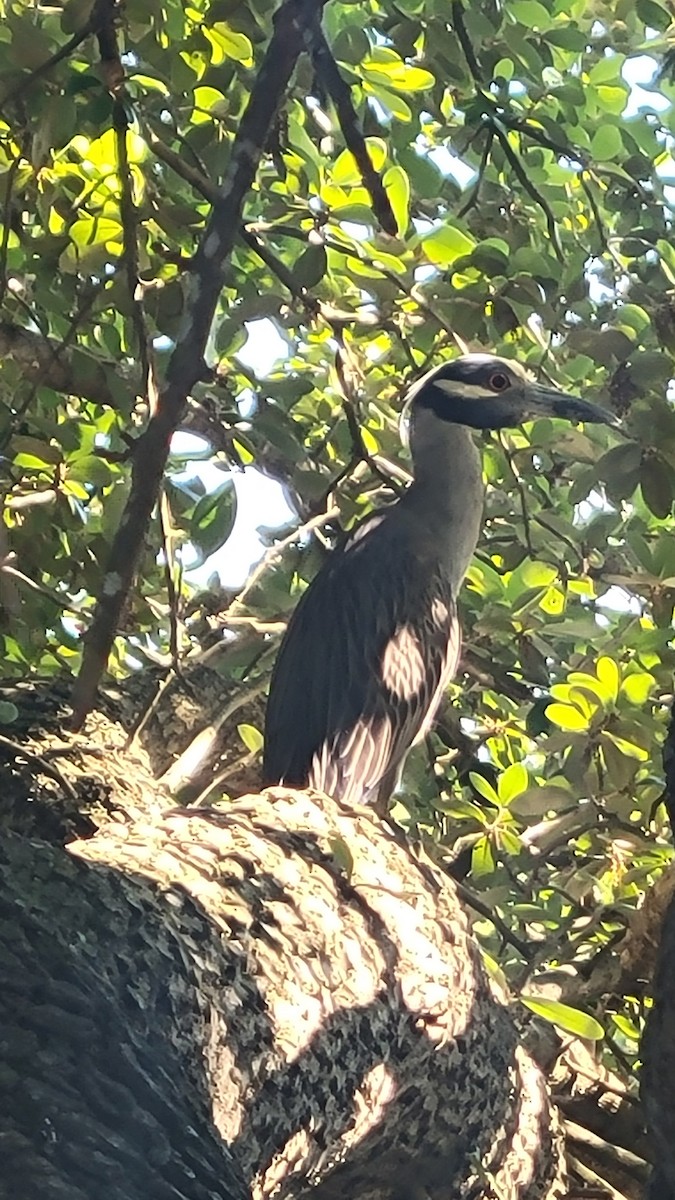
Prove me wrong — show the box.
[527,385,619,427]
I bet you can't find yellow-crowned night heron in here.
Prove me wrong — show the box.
[263,354,615,808]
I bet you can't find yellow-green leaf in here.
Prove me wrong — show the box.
[520,996,604,1041]
[472,835,495,878]
[545,702,589,732]
[596,656,620,704]
[332,137,387,185]
[383,165,410,236]
[238,723,263,754]
[621,672,655,705]
[602,731,649,761]
[422,223,475,266]
[469,771,499,805]
[203,23,253,66]
[498,762,529,804]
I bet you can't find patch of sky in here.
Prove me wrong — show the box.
[575,489,614,525]
[173,450,296,588]
[597,585,643,616]
[425,145,477,189]
[622,56,671,118]
[236,318,290,378]
[585,259,617,305]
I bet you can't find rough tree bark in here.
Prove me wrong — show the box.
[0,685,564,1200]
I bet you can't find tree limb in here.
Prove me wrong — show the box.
[70,0,328,727]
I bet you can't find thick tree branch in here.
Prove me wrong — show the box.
[71,0,327,726]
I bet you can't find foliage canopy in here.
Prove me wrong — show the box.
[2,0,675,1118]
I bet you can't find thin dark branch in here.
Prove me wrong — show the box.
[453,880,534,960]
[113,98,150,395]
[308,24,398,235]
[451,1,483,85]
[492,121,564,263]
[457,128,493,219]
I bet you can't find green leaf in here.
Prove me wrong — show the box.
[203,23,253,65]
[602,731,649,762]
[189,481,236,556]
[383,165,410,237]
[469,771,499,805]
[422,224,476,267]
[329,836,354,878]
[471,836,495,878]
[294,245,327,288]
[0,701,19,723]
[498,762,529,804]
[238,723,263,753]
[520,997,604,1041]
[13,437,62,468]
[621,672,655,706]
[508,0,551,27]
[66,455,114,487]
[545,702,589,732]
[591,125,623,161]
[596,656,620,705]
[361,54,435,93]
[641,457,673,520]
[362,82,413,122]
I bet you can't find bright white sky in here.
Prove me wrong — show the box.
[179,51,671,592]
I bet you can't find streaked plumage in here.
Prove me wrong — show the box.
[263,354,615,809]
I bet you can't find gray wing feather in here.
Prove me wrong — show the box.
[262,513,461,804]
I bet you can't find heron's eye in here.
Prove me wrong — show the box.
[489,371,510,392]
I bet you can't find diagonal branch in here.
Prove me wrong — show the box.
[71,0,327,727]
[308,24,398,236]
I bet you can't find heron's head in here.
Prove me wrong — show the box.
[403,354,617,432]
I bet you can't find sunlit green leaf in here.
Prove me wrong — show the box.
[383,165,410,237]
[237,723,263,753]
[520,997,604,1041]
[498,762,529,804]
[422,223,476,266]
[472,836,496,878]
[545,703,589,732]
[470,772,500,805]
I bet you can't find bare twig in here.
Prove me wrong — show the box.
[0,0,110,108]
[222,502,340,622]
[160,676,268,794]
[309,24,398,235]
[454,879,534,959]
[71,0,328,726]
[457,128,493,219]
[113,98,150,396]
[451,1,483,85]
[492,122,564,263]
[0,733,78,800]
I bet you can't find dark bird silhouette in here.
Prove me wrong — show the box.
[263,354,616,809]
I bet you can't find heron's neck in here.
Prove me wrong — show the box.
[402,410,484,590]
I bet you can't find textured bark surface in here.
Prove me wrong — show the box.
[0,687,565,1200]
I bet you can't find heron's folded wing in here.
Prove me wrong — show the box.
[262,515,460,804]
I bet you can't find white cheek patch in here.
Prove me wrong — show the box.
[433,379,495,401]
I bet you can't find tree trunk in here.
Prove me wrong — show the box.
[1,687,564,1200]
